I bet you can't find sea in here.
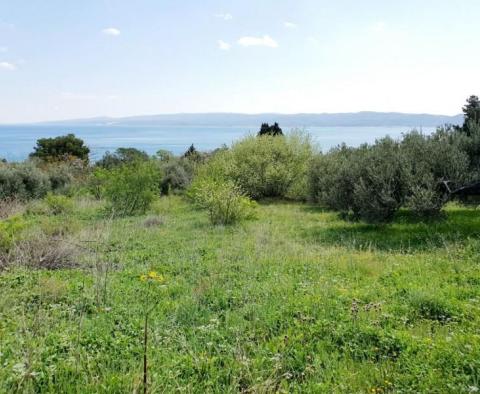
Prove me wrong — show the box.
[0,125,436,162]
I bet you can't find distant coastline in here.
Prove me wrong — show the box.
[6,111,463,128]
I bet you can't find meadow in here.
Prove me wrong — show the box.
[1,195,479,393]
[2,102,480,392]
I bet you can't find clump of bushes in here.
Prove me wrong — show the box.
[0,160,80,202]
[0,163,51,200]
[96,147,150,169]
[159,161,191,195]
[188,178,256,225]
[198,131,314,201]
[0,215,26,253]
[99,161,160,216]
[44,193,74,215]
[309,139,408,223]
[1,228,80,270]
[309,130,471,223]
[401,131,469,218]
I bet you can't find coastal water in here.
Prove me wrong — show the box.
[0,125,435,162]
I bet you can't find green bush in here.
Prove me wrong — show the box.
[0,163,51,201]
[198,132,314,200]
[159,161,192,195]
[45,163,75,193]
[0,215,26,253]
[308,144,360,213]
[351,138,409,223]
[44,193,74,215]
[188,179,256,225]
[96,148,150,169]
[103,162,159,216]
[401,130,469,218]
[30,134,90,162]
[309,139,408,223]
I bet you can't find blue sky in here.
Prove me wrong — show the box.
[0,0,479,123]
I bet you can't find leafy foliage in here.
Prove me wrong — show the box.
[188,178,256,225]
[30,134,90,162]
[0,163,51,200]
[258,122,283,136]
[101,162,159,216]
[44,193,74,215]
[200,132,313,200]
[96,148,150,169]
[159,161,191,195]
[460,95,480,134]
[310,139,408,223]
[401,130,469,217]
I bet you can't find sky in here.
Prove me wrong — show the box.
[0,0,479,123]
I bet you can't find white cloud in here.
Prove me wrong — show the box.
[102,27,121,36]
[217,40,231,51]
[370,22,387,33]
[0,61,16,71]
[284,22,297,29]
[238,35,278,48]
[214,13,232,21]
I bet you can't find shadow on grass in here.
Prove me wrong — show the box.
[300,208,480,252]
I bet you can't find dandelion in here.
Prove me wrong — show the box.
[139,271,165,284]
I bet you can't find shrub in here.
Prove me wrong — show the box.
[103,162,159,216]
[1,230,79,270]
[156,149,174,163]
[44,193,74,215]
[45,163,75,193]
[308,144,360,212]
[0,198,25,220]
[96,147,150,169]
[199,131,314,200]
[0,215,26,253]
[351,138,409,223]
[188,179,256,225]
[159,160,192,195]
[401,130,470,218]
[0,163,51,201]
[310,139,408,223]
[89,167,110,199]
[30,133,90,162]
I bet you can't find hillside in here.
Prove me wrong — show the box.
[35,112,464,128]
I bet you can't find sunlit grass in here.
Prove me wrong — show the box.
[0,196,479,392]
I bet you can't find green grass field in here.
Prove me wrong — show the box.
[1,196,480,393]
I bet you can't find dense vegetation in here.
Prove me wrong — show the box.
[1,96,480,392]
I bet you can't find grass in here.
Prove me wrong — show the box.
[1,196,480,392]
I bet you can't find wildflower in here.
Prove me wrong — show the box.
[139,271,166,284]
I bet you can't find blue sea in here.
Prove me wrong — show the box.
[0,125,435,162]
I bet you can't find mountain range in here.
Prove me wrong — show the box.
[35,112,464,128]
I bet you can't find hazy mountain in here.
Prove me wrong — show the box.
[35,112,464,128]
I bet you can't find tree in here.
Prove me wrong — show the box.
[96,147,149,169]
[30,134,90,162]
[183,144,203,162]
[461,95,480,134]
[258,122,283,137]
